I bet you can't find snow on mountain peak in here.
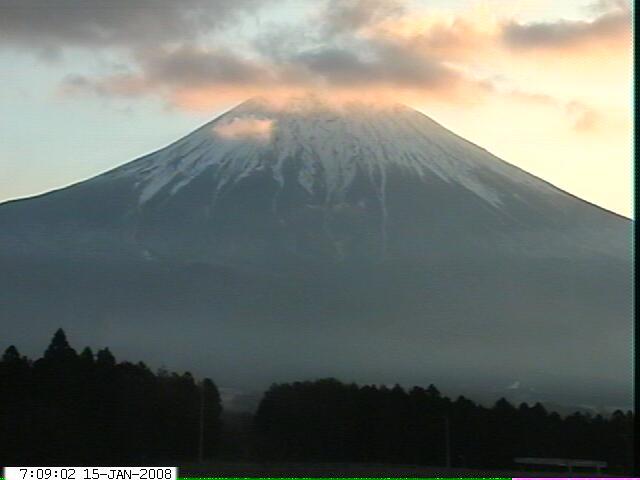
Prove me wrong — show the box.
[110,96,555,208]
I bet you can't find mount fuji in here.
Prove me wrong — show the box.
[0,96,632,409]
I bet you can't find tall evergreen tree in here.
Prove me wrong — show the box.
[43,328,77,361]
[96,347,116,367]
[2,345,21,363]
[80,347,95,364]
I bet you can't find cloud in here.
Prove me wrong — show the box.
[8,0,628,131]
[58,26,476,107]
[136,47,275,88]
[502,3,630,50]
[0,0,265,54]
[587,0,630,15]
[293,41,458,89]
[58,46,280,100]
[59,73,148,98]
[321,0,406,36]
[24,0,480,107]
[212,117,274,142]
[566,101,601,133]
[505,90,558,106]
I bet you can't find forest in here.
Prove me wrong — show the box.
[0,330,634,472]
[0,329,221,464]
[253,378,633,471]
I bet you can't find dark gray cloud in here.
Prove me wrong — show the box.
[27,0,613,111]
[295,48,370,85]
[270,0,460,91]
[0,0,264,53]
[137,47,273,87]
[321,0,405,36]
[0,0,496,100]
[57,0,465,100]
[59,72,145,98]
[63,41,461,98]
[59,47,279,98]
[502,5,630,49]
[296,41,455,88]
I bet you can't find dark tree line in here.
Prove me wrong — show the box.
[1,332,634,472]
[253,378,634,472]
[0,329,222,465]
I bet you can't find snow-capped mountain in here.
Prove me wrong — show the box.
[0,96,632,408]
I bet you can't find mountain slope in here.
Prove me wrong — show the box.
[0,97,632,408]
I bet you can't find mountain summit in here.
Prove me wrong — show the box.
[0,97,632,408]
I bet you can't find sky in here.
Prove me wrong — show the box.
[0,0,633,217]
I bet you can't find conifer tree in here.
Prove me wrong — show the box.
[96,347,115,367]
[44,328,77,361]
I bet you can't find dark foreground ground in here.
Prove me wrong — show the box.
[179,462,622,477]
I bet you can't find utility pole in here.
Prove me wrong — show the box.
[198,380,205,463]
[621,433,632,473]
[444,415,451,469]
[425,413,452,468]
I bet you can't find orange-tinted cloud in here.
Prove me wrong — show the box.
[213,116,274,142]
[47,0,629,132]
[566,101,601,133]
[48,0,493,107]
[502,2,630,51]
